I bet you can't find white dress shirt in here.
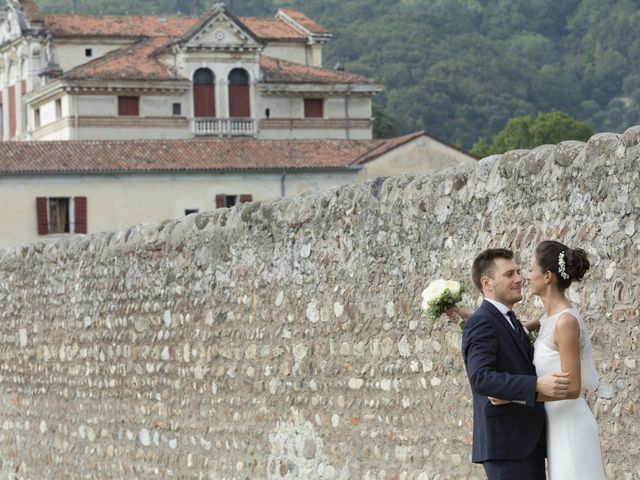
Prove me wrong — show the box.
[484,297,516,329]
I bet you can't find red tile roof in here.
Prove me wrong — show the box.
[260,56,374,84]
[43,12,315,42]
[44,14,199,38]
[40,9,374,86]
[0,134,432,174]
[278,8,328,34]
[240,17,307,41]
[62,37,182,81]
[22,0,43,23]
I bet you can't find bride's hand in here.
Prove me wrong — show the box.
[488,396,511,406]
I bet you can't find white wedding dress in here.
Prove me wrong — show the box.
[533,307,606,479]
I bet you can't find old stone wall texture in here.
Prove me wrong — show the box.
[0,127,639,479]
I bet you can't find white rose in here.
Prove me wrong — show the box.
[444,280,461,295]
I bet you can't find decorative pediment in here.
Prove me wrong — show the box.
[180,3,262,51]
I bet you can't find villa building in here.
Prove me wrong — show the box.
[0,0,382,141]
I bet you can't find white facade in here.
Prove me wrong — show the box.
[0,169,360,248]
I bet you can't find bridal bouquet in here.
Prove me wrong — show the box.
[421,279,465,321]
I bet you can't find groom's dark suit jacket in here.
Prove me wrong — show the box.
[462,300,546,463]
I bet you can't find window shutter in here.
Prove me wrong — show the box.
[74,196,87,234]
[118,96,139,116]
[215,194,225,208]
[239,194,253,203]
[36,197,49,235]
[304,99,323,118]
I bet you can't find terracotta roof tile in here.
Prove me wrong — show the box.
[44,14,199,38]
[0,136,431,174]
[260,56,374,84]
[278,8,328,34]
[62,37,183,81]
[21,0,43,23]
[240,17,307,41]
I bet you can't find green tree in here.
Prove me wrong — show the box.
[471,111,593,157]
[372,103,400,139]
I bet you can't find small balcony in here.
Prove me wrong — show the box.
[192,118,257,136]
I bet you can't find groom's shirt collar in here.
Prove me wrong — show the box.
[484,297,515,329]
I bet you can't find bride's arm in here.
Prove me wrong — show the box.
[542,313,582,401]
[524,317,540,333]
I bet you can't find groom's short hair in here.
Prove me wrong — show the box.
[472,248,514,292]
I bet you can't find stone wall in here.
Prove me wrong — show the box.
[0,127,639,479]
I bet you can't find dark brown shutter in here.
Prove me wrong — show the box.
[193,85,215,117]
[74,196,87,234]
[8,85,16,137]
[36,197,49,235]
[216,195,225,208]
[118,96,139,116]
[304,99,323,118]
[239,194,253,203]
[229,85,251,118]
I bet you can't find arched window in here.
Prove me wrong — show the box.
[228,68,250,118]
[193,68,215,118]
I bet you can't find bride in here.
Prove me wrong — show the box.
[522,240,605,479]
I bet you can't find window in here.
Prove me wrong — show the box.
[215,194,252,208]
[85,48,93,57]
[172,103,182,116]
[193,68,215,118]
[55,98,62,119]
[36,197,87,235]
[228,68,250,118]
[34,108,40,128]
[49,197,70,233]
[304,98,323,118]
[118,96,139,116]
[185,209,199,215]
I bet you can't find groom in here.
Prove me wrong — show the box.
[461,248,570,480]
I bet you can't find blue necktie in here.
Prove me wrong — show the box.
[507,310,528,346]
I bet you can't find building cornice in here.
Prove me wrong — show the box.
[25,78,190,106]
[257,83,384,96]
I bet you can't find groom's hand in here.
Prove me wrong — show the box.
[536,372,570,399]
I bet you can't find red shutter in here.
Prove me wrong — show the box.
[8,85,16,137]
[21,80,27,131]
[239,194,253,203]
[74,196,87,234]
[118,96,139,116]
[304,99,323,118]
[216,195,225,208]
[36,197,49,235]
[193,85,215,117]
[229,85,250,118]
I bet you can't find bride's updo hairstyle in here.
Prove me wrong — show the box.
[535,240,590,290]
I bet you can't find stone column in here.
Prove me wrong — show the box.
[216,78,229,118]
[15,47,24,137]
[1,54,10,141]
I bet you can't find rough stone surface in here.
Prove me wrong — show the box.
[0,126,639,479]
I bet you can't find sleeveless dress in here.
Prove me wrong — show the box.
[533,307,606,479]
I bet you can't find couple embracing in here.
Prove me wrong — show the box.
[459,241,605,479]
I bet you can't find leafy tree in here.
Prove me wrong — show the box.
[471,111,593,157]
[372,103,400,139]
